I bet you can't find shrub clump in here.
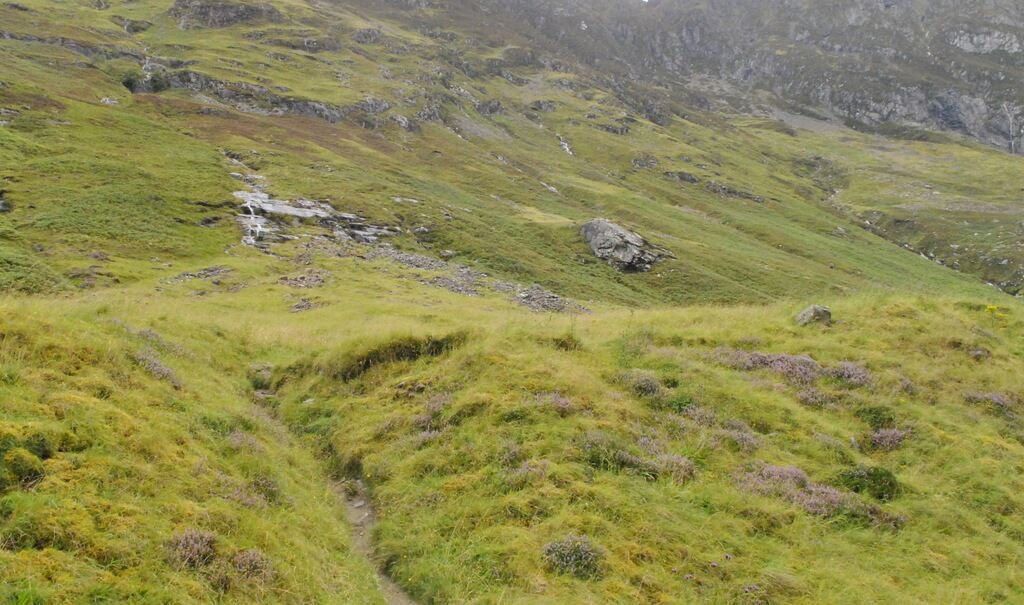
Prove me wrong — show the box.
[132,348,182,389]
[248,474,282,505]
[715,348,822,384]
[621,370,664,398]
[681,404,717,427]
[721,420,762,453]
[965,391,1016,415]
[579,431,658,479]
[542,534,604,578]
[835,466,902,502]
[551,333,582,351]
[796,388,833,409]
[868,428,910,452]
[826,362,873,387]
[656,453,697,484]
[3,447,45,486]
[855,406,897,430]
[739,463,901,527]
[232,548,274,581]
[168,529,217,569]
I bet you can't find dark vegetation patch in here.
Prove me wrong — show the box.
[167,529,217,569]
[715,348,822,384]
[131,348,182,389]
[620,369,665,399]
[330,332,468,381]
[855,406,897,430]
[826,362,873,387]
[550,332,582,351]
[231,548,274,581]
[834,467,902,502]
[965,391,1017,416]
[739,463,903,528]
[867,428,910,451]
[542,534,604,579]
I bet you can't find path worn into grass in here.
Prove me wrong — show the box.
[251,376,417,605]
[335,480,418,605]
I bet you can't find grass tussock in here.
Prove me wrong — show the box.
[329,331,469,381]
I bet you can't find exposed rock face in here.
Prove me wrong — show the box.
[169,0,282,29]
[529,100,557,112]
[110,15,152,33]
[352,28,381,44]
[475,100,503,115]
[580,219,662,272]
[795,305,832,326]
[472,0,1024,152]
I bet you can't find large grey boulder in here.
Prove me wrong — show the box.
[795,305,832,326]
[580,219,662,272]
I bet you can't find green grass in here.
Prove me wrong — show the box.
[2,0,1024,602]
[1,256,1021,603]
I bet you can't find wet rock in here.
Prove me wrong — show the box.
[557,135,574,155]
[352,28,381,44]
[170,266,231,282]
[707,181,765,203]
[110,15,153,33]
[632,154,658,169]
[512,284,584,313]
[391,114,418,131]
[290,298,320,313]
[415,104,444,122]
[0,190,10,213]
[169,0,282,29]
[530,100,557,112]
[795,305,832,326]
[355,97,391,114]
[580,219,663,272]
[502,47,536,66]
[279,269,327,288]
[664,171,700,184]
[476,100,503,115]
[596,123,629,135]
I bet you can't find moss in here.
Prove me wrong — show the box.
[835,466,902,502]
[3,448,44,486]
[855,406,897,430]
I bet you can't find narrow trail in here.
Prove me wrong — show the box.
[333,479,419,605]
[249,376,418,605]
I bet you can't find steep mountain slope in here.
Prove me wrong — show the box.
[1,0,1022,300]
[2,0,1024,603]
[473,0,1024,151]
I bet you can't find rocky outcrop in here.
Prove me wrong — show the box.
[169,0,282,29]
[472,0,1024,152]
[110,15,153,33]
[127,70,402,129]
[795,305,832,326]
[580,219,663,272]
[352,28,381,44]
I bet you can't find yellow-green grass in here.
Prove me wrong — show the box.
[1,249,1021,603]
[2,0,1022,304]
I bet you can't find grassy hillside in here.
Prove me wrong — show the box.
[2,0,1024,603]
[1,0,1022,304]
[1,253,1022,603]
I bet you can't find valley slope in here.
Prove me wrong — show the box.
[1,0,1024,603]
